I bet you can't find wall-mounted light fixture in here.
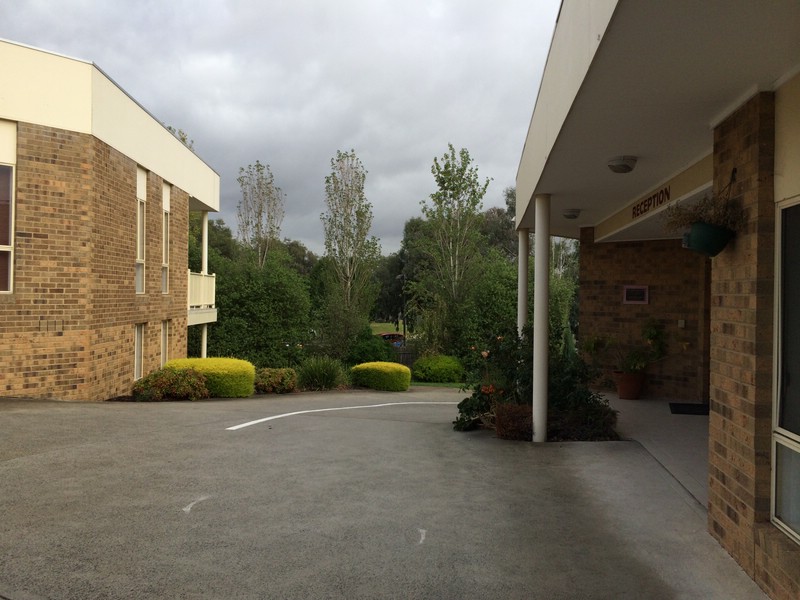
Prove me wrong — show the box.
[562,208,581,219]
[608,155,637,174]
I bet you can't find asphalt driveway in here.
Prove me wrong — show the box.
[0,388,766,599]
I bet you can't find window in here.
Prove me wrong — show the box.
[162,182,170,294]
[134,323,145,380]
[774,201,800,543]
[135,168,147,294]
[160,320,170,367]
[0,164,13,292]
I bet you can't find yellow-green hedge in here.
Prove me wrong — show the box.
[165,358,255,398]
[350,361,411,392]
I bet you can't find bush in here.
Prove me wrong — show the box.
[495,403,532,441]
[165,357,255,398]
[132,368,209,402]
[255,368,298,394]
[351,362,411,392]
[347,327,394,365]
[412,354,463,383]
[297,356,348,391]
[454,324,619,440]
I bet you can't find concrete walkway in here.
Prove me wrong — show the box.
[0,388,766,599]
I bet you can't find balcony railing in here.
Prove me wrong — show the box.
[188,270,216,309]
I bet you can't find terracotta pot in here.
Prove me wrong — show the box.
[613,370,646,400]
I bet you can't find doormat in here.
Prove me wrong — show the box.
[669,402,710,415]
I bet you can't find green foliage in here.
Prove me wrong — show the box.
[297,356,348,391]
[201,247,310,368]
[410,144,490,353]
[350,361,411,391]
[132,368,209,402]
[237,160,285,268]
[453,325,618,441]
[347,326,393,365]
[412,354,463,383]
[165,358,255,398]
[318,149,381,359]
[254,368,298,394]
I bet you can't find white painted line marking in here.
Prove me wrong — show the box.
[418,529,427,544]
[182,495,211,513]
[226,401,459,431]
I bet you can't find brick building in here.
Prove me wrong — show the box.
[0,40,219,401]
[515,2,800,598]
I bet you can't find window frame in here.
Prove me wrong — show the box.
[772,198,800,544]
[134,323,145,380]
[135,168,147,294]
[160,320,169,367]
[0,163,15,293]
[161,182,170,294]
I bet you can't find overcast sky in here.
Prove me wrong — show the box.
[2,0,560,254]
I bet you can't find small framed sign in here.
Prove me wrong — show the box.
[623,285,649,305]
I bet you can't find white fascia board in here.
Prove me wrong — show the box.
[91,67,220,212]
[516,0,618,229]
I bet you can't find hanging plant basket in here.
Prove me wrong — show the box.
[681,221,735,257]
[663,168,743,257]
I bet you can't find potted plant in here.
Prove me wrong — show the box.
[662,168,743,257]
[612,320,667,400]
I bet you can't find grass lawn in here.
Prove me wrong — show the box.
[370,321,402,335]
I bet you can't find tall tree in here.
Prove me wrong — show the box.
[319,149,381,353]
[412,144,490,352]
[237,161,285,268]
[421,144,490,305]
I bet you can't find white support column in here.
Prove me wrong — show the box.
[201,211,209,275]
[532,194,550,443]
[517,229,529,334]
[201,324,208,358]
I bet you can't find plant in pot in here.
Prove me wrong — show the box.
[662,168,744,257]
[612,320,667,400]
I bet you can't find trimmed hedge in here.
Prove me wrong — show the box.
[412,354,463,383]
[255,367,298,394]
[132,368,209,401]
[165,358,255,398]
[351,361,411,392]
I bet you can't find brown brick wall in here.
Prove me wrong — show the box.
[0,122,192,401]
[0,124,95,398]
[706,92,800,600]
[579,230,710,400]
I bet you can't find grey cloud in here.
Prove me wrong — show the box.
[1,0,560,254]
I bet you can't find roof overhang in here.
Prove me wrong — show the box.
[516,0,800,241]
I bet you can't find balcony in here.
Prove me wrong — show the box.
[188,270,217,325]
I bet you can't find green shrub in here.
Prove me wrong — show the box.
[347,326,393,365]
[412,354,463,383]
[495,403,532,441]
[351,362,411,392]
[255,367,298,394]
[132,368,209,402]
[454,324,619,440]
[297,356,348,391]
[165,357,255,398]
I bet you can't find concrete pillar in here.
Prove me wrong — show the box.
[533,194,550,443]
[201,324,208,359]
[517,228,529,334]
